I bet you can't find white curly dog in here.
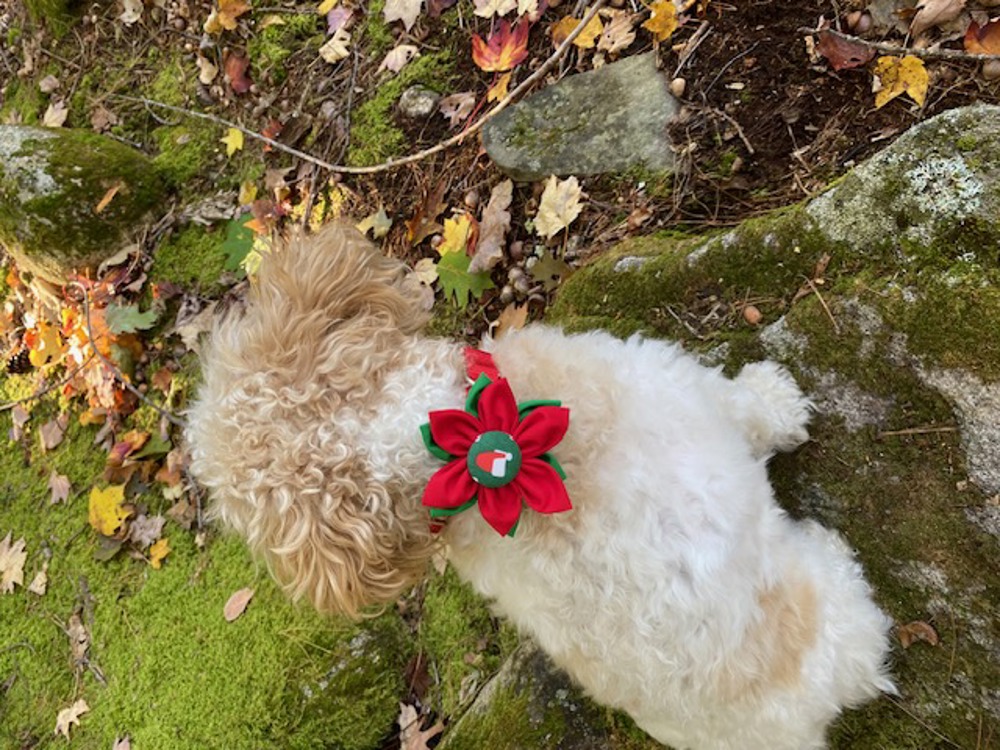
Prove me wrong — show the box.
[186,223,893,750]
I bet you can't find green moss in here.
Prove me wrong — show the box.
[348,51,456,167]
[359,0,396,58]
[150,225,228,292]
[1,80,45,124]
[248,13,322,85]
[150,125,219,187]
[146,56,190,108]
[441,682,566,750]
[24,0,77,36]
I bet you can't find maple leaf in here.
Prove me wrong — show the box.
[529,248,571,291]
[221,214,256,271]
[470,179,512,273]
[413,257,439,286]
[437,252,495,306]
[471,20,530,72]
[439,91,476,127]
[474,0,517,19]
[54,699,90,739]
[88,484,132,537]
[221,127,244,156]
[356,206,393,238]
[910,0,965,38]
[224,587,255,621]
[643,0,678,43]
[320,28,352,62]
[487,72,512,102]
[49,470,71,505]
[204,0,250,34]
[535,175,584,238]
[39,413,68,452]
[550,14,603,48]
[597,8,637,54]
[872,55,928,109]
[105,302,158,334]
[816,29,875,71]
[383,0,422,31]
[149,537,171,569]
[439,214,475,256]
[378,44,421,74]
[965,18,1000,54]
[0,532,27,594]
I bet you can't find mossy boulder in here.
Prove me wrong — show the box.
[540,103,1000,748]
[0,126,167,284]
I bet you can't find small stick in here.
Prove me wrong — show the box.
[878,425,958,438]
[800,26,1000,62]
[804,277,840,333]
[673,19,710,77]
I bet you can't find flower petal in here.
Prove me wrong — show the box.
[429,409,482,456]
[422,460,478,509]
[515,459,573,514]
[478,484,523,536]
[478,379,520,433]
[512,406,570,457]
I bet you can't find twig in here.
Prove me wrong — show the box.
[878,425,958,438]
[68,282,187,429]
[112,0,607,177]
[706,106,755,155]
[0,354,96,413]
[886,695,963,749]
[800,26,1000,62]
[804,277,840,333]
[673,20,710,77]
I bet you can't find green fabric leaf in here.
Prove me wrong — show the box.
[465,373,493,416]
[428,498,478,518]
[437,251,495,307]
[517,398,561,418]
[105,302,158,334]
[221,214,255,272]
[420,422,452,462]
[538,452,567,480]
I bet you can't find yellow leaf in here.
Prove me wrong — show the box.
[551,13,603,49]
[88,485,131,537]
[28,322,65,368]
[535,175,584,239]
[221,127,244,156]
[643,0,678,43]
[872,55,928,109]
[149,537,171,569]
[238,179,258,205]
[317,0,338,13]
[439,214,474,256]
[487,72,512,103]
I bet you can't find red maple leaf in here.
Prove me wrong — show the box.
[471,20,530,73]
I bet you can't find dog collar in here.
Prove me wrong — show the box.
[421,355,572,537]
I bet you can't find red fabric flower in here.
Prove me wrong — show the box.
[421,376,571,536]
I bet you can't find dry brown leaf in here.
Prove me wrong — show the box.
[438,91,476,127]
[42,100,68,128]
[910,0,965,38]
[94,182,123,214]
[378,44,421,73]
[469,179,513,273]
[49,470,71,505]
[398,702,445,750]
[596,9,637,54]
[54,699,89,739]
[494,303,529,336]
[898,620,940,648]
[224,587,255,621]
[0,532,27,594]
[67,611,90,667]
[535,175,584,239]
[405,181,448,245]
[27,563,48,596]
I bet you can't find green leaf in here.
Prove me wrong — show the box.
[105,302,158,334]
[437,252,495,307]
[221,214,255,272]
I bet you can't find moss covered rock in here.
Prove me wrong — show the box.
[0,126,167,284]
[545,104,1000,748]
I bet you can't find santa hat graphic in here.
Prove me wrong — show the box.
[475,450,514,478]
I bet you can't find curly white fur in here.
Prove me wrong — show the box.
[186,223,893,750]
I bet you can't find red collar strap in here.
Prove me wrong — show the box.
[464,347,500,384]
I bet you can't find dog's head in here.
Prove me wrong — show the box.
[186,223,438,617]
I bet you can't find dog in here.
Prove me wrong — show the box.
[185,223,893,750]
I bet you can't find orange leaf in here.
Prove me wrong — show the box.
[964,18,1000,55]
[224,51,253,94]
[471,20,530,72]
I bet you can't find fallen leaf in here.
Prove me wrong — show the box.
[149,537,171,569]
[94,182,123,214]
[90,105,119,132]
[54,699,89,740]
[597,8,637,54]
[474,0,517,19]
[438,91,476,127]
[643,0,678,43]
[816,29,875,71]
[494,302,528,336]
[378,44,420,73]
[437,252,495,306]
[910,0,965,38]
[38,74,60,93]
[0,533,27,594]
[151,367,174,394]
[470,179,512,273]
[872,55,928,109]
[551,14,603,48]
[383,0,422,30]
[406,181,448,245]
[128,514,166,549]
[67,611,90,666]
[517,0,537,17]
[105,302,158,334]
[11,405,30,441]
[221,126,244,156]
[119,0,143,24]
[898,620,940,648]
[413,257,439,286]
[356,206,393,238]
[224,587,255,621]
[39,413,68,452]
[28,563,48,596]
[204,0,250,34]
[196,54,219,84]
[486,72,511,102]
[318,0,337,13]
[224,50,253,93]
[535,175,584,238]
[439,213,475,256]
[42,100,68,127]
[964,18,1000,54]
[113,737,131,750]
[471,19,530,72]
[49,470,71,505]
[399,702,444,750]
[88,484,132,537]
[326,6,353,33]
[529,248,571,291]
[27,321,64,367]
[427,0,457,15]
[319,28,352,63]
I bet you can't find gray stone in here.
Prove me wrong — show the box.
[398,85,440,119]
[483,52,679,182]
[0,125,166,284]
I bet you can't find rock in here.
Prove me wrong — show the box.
[549,104,1000,747]
[398,85,441,119]
[0,125,167,285]
[438,641,610,750]
[482,52,679,182]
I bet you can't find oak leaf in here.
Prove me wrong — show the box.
[469,179,512,273]
[0,532,27,594]
[54,699,90,739]
[439,91,476,127]
[642,0,678,43]
[872,55,928,109]
[535,175,584,238]
[472,20,530,72]
[319,28,351,63]
[88,484,132,537]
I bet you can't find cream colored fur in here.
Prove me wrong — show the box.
[186,223,894,750]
